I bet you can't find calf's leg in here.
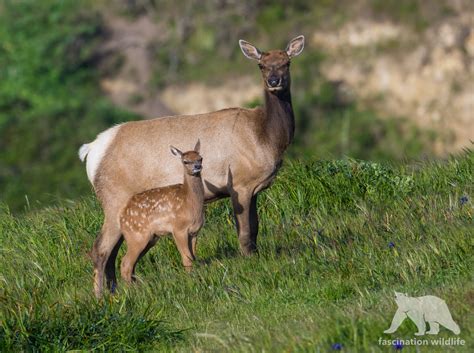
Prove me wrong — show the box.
[120,235,150,284]
[173,230,195,271]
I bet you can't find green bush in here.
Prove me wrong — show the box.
[0,0,138,211]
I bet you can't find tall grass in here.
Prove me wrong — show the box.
[1,152,472,351]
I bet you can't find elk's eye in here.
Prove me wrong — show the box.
[258,64,264,70]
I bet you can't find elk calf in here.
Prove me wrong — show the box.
[119,142,204,283]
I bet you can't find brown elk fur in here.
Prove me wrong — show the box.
[119,145,204,283]
[80,35,305,297]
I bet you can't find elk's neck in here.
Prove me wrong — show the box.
[263,89,295,155]
[183,172,204,207]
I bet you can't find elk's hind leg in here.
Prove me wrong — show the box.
[91,219,122,298]
[191,236,197,258]
[105,236,123,293]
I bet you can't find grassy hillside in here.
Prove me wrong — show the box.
[1,152,472,352]
[0,0,446,212]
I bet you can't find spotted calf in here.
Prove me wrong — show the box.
[119,141,204,283]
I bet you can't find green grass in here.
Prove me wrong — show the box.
[1,151,472,352]
[0,1,470,351]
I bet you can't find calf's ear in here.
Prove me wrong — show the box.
[194,139,201,153]
[170,146,183,157]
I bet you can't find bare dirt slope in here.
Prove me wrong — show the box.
[99,14,174,118]
[98,6,472,153]
[314,11,474,153]
[99,12,260,118]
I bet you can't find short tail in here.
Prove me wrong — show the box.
[78,143,91,162]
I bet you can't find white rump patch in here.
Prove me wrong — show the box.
[78,144,90,162]
[79,125,121,184]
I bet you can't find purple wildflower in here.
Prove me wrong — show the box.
[388,241,395,249]
[332,342,342,350]
[460,195,468,206]
[393,339,403,350]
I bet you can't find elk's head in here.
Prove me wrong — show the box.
[170,140,203,176]
[239,35,304,94]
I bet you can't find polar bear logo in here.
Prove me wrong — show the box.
[384,292,460,336]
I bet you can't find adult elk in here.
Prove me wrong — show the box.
[79,35,305,297]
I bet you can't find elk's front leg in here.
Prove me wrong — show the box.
[231,190,258,255]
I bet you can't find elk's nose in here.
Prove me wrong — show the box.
[268,77,280,87]
[193,163,202,173]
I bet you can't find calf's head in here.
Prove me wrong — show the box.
[170,140,203,176]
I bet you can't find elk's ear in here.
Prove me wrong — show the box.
[194,139,201,153]
[286,35,305,58]
[239,39,262,61]
[170,146,183,157]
